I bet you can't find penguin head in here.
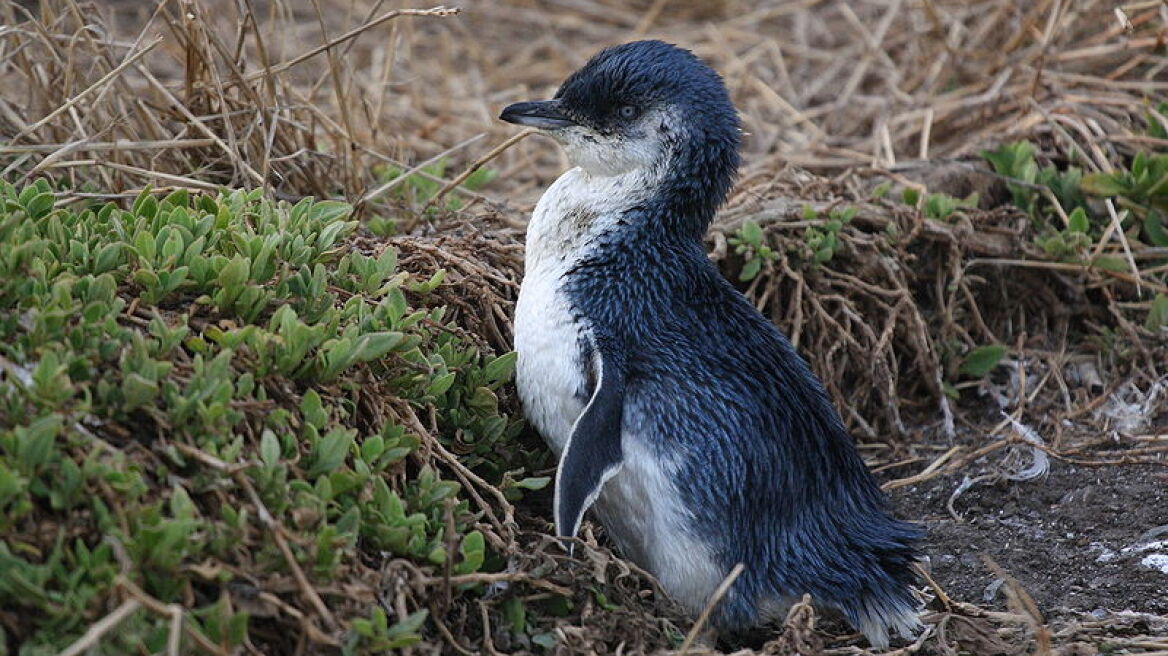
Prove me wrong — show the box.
[501,40,740,216]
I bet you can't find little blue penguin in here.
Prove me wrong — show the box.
[500,40,923,648]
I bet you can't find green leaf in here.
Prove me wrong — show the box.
[306,200,352,224]
[161,229,184,262]
[353,618,375,638]
[24,192,55,219]
[1132,152,1148,179]
[307,427,356,477]
[260,430,281,467]
[513,476,550,490]
[301,390,328,429]
[958,344,1008,377]
[17,182,38,205]
[1067,207,1089,234]
[462,166,496,190]
[1144,210,1168,247]
[593,587,619,611]
[315,219,351,252]
[18,415,62,471]
[93,243,124,273]
[170,484,195,520]
[133,269,161,292]
[218,255,250,289]
[740,220,763,246]
[132,188,157,217]
[1146,294,1168,331]
[359,435,384,463]
[925,193,957,219]
[122,372,159,410]
[383,609,428,647]
[407,269,445,293]
[352,331,404,362]
[1091,255,1129,272]
[1081,173,1127,197]
[372,606,388,633]
[483,351,517,384]
[134,230,157,262]
[376,247,398,275]
[467,387,498,413]
[163,188,189,208]
[982,143,1023,177]
[503,597,527,634]
[739,257,762,281]
[227,611,249,646]
[427,372,457,397]
[455,530,485,574]
[0,461,28,510]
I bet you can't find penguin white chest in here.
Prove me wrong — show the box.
[513,168,604,454]
[514,266,585,454]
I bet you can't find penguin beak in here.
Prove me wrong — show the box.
[500,99,577,129]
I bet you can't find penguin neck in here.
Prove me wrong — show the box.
[525,164,664,272]
[647,139,737,241]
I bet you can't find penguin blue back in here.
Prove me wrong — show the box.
[501,40,922,648]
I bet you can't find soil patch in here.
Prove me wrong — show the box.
[893,459,1168,618]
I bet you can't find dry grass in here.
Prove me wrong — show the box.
[3,0,1168,654]
[5,1,1164,200]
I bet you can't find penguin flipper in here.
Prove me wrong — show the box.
[553,341,625,548]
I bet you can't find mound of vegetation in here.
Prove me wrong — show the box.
[711,129,1168,436]
[3,1,1167,654]
[0,182,539,654]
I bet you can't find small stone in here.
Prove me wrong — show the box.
[1140,553,1168,575]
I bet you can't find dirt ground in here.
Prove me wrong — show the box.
[892,458,1168,619]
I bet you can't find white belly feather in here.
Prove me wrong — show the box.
[592,441,728,616]
[513,261,583,454]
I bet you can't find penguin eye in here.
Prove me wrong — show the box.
[618,105,638,120]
